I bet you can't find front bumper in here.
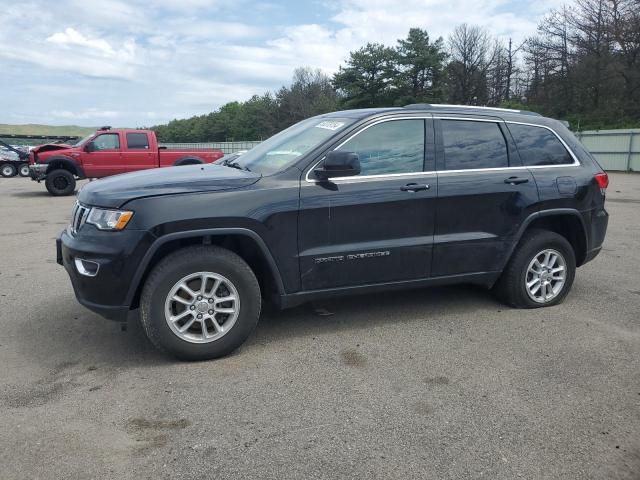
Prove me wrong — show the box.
[29,164,47,181]
[57,226,155,322]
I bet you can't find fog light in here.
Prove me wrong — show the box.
[74,258,100,277]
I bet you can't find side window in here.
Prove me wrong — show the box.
[126,133,150,150]
[336,119,424,176]
[508,124,574,166]
[93,134,120,150]
[441,120,508,170]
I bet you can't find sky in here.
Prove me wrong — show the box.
[0,0,563,127]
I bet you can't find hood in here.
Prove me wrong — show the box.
[78,163,261,209]
[32,143,74,154]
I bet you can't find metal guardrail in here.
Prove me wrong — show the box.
[160,141,262,155]
[576,129,639,172]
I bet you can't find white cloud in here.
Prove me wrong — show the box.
[51,108,122,119]
[47,28,117,56]
[0,0,565,126]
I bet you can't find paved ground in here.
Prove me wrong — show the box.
[0,174,638,480]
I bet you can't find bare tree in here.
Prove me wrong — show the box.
[447,24,497,104]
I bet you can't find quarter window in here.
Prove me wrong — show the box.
[126,133,150,150]
[441,120,508,170]
[92,134,120,150]
[508,124,573,166]
[336,119,425,176]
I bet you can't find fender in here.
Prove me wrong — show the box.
[124,227,285,306]
[501,208,588,270]
[43,155,86,178]
[174,156,204,166]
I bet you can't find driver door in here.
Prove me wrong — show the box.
[298,117,437,291]
[81,132,123,177]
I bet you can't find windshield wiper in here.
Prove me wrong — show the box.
[222,158,251,172]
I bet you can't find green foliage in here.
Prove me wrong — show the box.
[332,43,398,108]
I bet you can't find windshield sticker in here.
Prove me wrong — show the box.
[315,121,345,131]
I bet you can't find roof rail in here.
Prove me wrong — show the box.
[99,126,112,131]
[403,103,541,116]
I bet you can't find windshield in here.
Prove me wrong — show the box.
[72,134,95,147]
[231,117,355,175]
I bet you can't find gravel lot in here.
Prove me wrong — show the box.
[0,174,639,479]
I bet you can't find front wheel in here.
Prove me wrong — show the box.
[45,169,76,196]
[1,163,17,177]
[494,229,576,308]
[19,163,30,177]
[140,246,261,361]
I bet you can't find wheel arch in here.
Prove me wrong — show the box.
[505,209,588,269]
[174,156,204,166]
[126,228,285,309]
[44,156,85,177]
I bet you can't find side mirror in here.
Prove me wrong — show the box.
[84,142,96,153]
[314,151,360,180]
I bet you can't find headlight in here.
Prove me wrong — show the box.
[86,208,133,231]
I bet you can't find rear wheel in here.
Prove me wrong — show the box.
[1,163,17,177]
[140,246,261,361]
[18,163,30,177]
[45,169,76,196]
[494,229,576,308]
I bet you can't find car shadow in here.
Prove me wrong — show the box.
[19,283,502,369]
[11,190,57,198]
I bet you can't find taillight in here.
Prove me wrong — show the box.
[595,172,609,190]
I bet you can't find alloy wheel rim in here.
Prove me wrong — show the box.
[525,248,567,303]
[20,165,30,176]
[164,271,240,343]
[2,165,14,176]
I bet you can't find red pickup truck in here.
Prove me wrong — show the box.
[29,127,224,196]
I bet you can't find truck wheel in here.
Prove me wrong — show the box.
[45,169,76,196]
[140,245,261,361]
[19,163,30,177]
[494,229,576,308]
[1,163,17,177]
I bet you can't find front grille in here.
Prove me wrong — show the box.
[70,202,90,235]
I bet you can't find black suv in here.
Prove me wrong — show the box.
[57,104,609,360]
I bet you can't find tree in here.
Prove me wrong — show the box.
[277,67,338,129]
[447,24,497,104]
[393,28,447,104]
[332,43,397,108]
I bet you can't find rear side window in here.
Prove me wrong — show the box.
[508,124,573,166]
[337,119,424,176]
[441,120,508,170]
[126,133,150,149]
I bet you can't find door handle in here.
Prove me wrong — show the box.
[504,176,529,185]
[400,183,430,192]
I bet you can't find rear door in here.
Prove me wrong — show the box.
[123,132,156,172]
[432,116,538,276]
[298,116,437,290]
[80,132,123,177]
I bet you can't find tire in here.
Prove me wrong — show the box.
[140,245,261,361]
[45,169,76,196]
[18,163,30,177]
[1,163,17,177]
[494,229,576,308]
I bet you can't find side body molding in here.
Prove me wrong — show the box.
[124,227,286,306]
